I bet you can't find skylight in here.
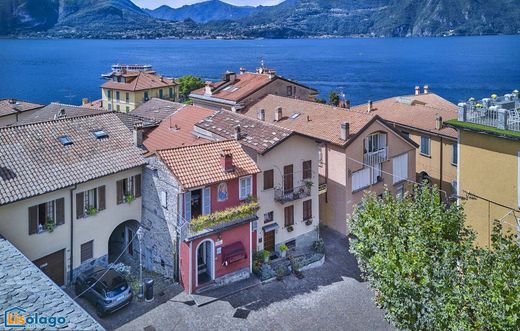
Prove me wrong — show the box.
[58,135,73,146]
[223,86,239,92]
[289,113,301,119]
[92,129,108,139]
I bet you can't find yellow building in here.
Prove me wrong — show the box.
[351,87,459,202]
[446,91,520,247]
[101,71,179,112]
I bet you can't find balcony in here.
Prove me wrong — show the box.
[363,147,388,166]
[274,183,312,204]
[318,175,327,195]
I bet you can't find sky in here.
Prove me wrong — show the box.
[133,0,283,9]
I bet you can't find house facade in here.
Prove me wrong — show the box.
[142,140,260,293]
[0,114,145,285]
[189,67,318,112]
[101,71,179,112]
[446,90,520,247]
[350,87,459,201]
[0,98,43,127]
[195,111,321,253]
[245,95,418,235]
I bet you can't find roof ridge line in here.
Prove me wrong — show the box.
[0,111,113,131]
[155,138,236,154]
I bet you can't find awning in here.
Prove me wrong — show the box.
[262,223,279,232]
[222,241,247,266]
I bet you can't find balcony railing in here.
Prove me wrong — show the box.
[274,183,312,204]
[318,175,327,195]
[363,147,388,166]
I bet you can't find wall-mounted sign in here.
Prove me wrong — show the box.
[216,247,222,255]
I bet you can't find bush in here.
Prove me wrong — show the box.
[260,264,276,281]
[190,202,259,232]
[312,239,325,253]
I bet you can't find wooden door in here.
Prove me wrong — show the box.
[263,230,275,252]
[283,165,293,193]
[33,249,65,286]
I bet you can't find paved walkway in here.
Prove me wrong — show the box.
[118,227,394,331]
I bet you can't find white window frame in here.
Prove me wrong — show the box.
[239,176,253,200]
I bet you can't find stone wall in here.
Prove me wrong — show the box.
[141,156,181,279]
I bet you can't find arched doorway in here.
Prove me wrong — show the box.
[195,239,214,287]
[108,220,140,268]
[419,171,431,185]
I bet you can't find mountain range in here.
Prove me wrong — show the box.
[1,0,520,38]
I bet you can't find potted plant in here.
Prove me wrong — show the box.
[305,218,313,226]
[304,180,313,190]
[287,225,294,232]
[44,217,56,233]
[276,266,286,281]
[262,250,270,263]
[279,244,288,258]
[125,193,135,204]
[86,207,97,216]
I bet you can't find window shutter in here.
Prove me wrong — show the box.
[98,186,106,211]
[284,205,294,227]
[184,191,191,221]
[28,205,38,235]
[392,153,408,184]
[203,187,211,215]
[55,198,65,225]
[76,192,84,219]
[264,170,274,190]
[81,240,93,263]
[116,180,124,204]
[135,174,142,198]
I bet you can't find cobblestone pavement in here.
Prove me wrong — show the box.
[117,227,394,331]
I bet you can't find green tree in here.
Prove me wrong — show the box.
[349,185,520,331]
[177,75,205,102]
[328,91,340,106]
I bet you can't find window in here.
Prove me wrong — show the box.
[80,240,93,263]
[92,129,108,139]
[76,186,105,219]
[116,105,120,112]
[115,91,120,102]
[125,92,129,103]
[352,167,371,192]
[420,136,430,156]
[217,182,228,201]
[396,184,405,199]
[169,87,173,98]
[264,211,274,223]
[161,191,168,209]
[239,176,252,200]
[287,86,293,96]
[108,104,112,111]
[283,164,294,193]
[263,170,274,190]
[144,91,149,101]
[303,160,312,180]
[125,106,129,113]
[58,135,73,146]
[28,198,65,235]
[303,200,312,220]
[159,89,163,99]
[117,174,141,204]
[284,205,294,227]
[365,133,387,153]
[392,153,408,184]
[451,143,458,165]
[107,90,112,100]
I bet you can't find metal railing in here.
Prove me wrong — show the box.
[363,147,388,166]
[274,183,312,204]
[460,96,520,132]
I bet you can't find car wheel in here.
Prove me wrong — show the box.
[95,304,106,318]
[74,283,83,297]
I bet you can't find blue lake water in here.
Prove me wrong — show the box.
[0,36,519,106]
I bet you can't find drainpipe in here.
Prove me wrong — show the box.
[439,137,443,200]
[69,184,77,284]
[325,143,329,203]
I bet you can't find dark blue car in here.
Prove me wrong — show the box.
[75,266,133,317]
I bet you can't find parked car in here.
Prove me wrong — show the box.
[75,266,133,317]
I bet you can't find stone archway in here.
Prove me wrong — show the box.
[108,219,140,268]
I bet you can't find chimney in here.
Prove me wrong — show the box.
[340,122,350,141]
[415,86,420,96]
[221,149,234,173]
[82,98,89,105]
[223,71,236,83]
[8,98,16,104]
[435,115,443,130]
[133,121,144,147]
[423,85,429,94]
[274,107,282,121]
[258,108,265,121]
[58,108,66,119]
[239,67,246,74]
[345,99,351,110]
[204,81,213,96]
[234,125,241,140]
[367,100,373,113]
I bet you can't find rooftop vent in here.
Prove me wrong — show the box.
[58,135,73,146]
[258,108,265,121]
[274,107,282,122]
[92,129,108,139]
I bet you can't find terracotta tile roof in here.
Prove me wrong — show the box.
[131,98,184,122]
[243,95,377,146]
[0,236,104,330]
[0,99,43,117]
[114,112,158,131]
[190,72,317,103]
[0,113,146,205]
[349,93,458,138]
[157,140,260,190]
[143,105,215,152]
[81,99,104,110]
[101,71,176,92]
[17,102,107,125]
[196,110,293,154]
